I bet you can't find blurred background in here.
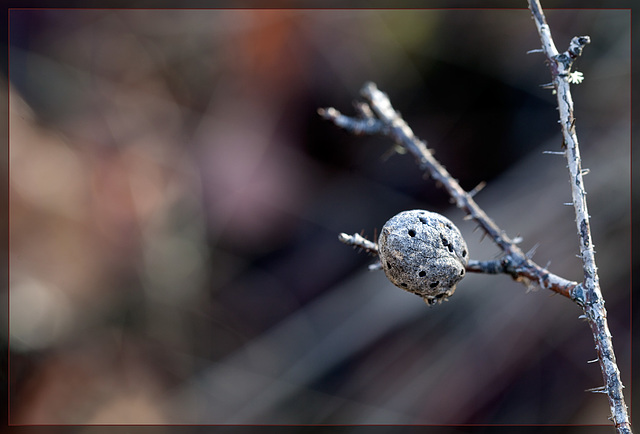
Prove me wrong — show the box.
[5,6,630,428]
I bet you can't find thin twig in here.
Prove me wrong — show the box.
[528,1,630,432]
[338,232,378,255]
[320,83,580,302]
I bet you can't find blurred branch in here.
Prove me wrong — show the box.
[528,1,631,432]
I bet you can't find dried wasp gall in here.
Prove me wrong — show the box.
[378,210,468,305]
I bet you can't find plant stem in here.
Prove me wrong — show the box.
[528,1,631,432]
[321,83,580,301]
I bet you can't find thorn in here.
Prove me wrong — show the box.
[368,261,382,271]
[578,314,587,320]
[581,168,590,176]
[540,82,555,89]
[463,214,474,221]
[587,358,599,364]
[512,236,523,244]
[468,181,486,198]
[527,48,544,54]
[526,243,540,258]
[564,202,573,206]
[585,386,607,393]
[543,150,565,155]
[394,144,407,155]
[380,146,398,162]
[353,101,374,118]
[525,281,536,293]
[318,107,339,119]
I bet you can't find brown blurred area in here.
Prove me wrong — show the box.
[6,8,630,427]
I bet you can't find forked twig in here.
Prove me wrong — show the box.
[321,3,630,431]
[320,82,580,302]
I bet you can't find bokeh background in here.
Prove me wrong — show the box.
[6,6,631,428]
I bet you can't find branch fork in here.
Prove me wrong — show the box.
[321,82,580,303]
[321,2,630,431]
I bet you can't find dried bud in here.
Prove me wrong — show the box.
[377,210,468,305]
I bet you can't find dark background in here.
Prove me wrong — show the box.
[5,5,631,429]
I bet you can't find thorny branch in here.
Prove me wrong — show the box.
[319,83,580,302]
[528,1,631,432]
[320,3,629,432]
